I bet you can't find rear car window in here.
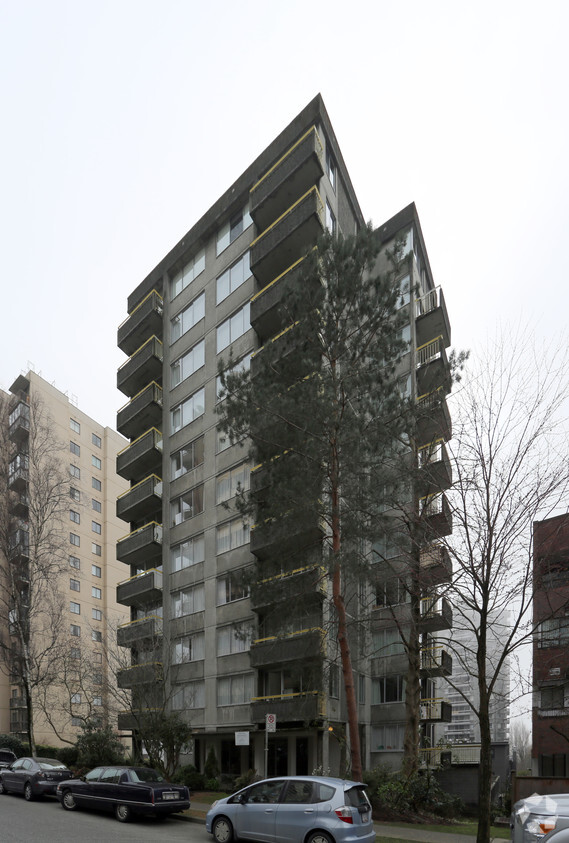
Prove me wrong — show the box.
[283,781,314,803]
[345,786,371,809]
[38,759,68,770]
[315,783,336,802]
[130,768,165,783]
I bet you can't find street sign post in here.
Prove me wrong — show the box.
[265,714,276,777]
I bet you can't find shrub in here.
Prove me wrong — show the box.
[171,764,206,791]
[235,769,259,790]
[205,777,220,791]
[370,769,463,819]
[35,744,61,759]
[75,725,125,767]
[204,746,219,779]
[0,735,26,757]
[58,746,79,768]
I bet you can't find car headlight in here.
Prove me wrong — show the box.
[211,800,219,809]
[526,815,557,837]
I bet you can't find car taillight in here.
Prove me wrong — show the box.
[335,807,353,824]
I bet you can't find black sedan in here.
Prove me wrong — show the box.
[0,757,72,800]
[56,765,190,822]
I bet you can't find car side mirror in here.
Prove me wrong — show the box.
[237,793,247,804]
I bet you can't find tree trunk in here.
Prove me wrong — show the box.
[403,589,421,776]
[477,690,492,843]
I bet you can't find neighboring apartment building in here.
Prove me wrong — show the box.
[114,94,454,776]
[0,371,129,746]
[533,513,569,776]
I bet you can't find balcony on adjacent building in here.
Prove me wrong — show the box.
[416,389,452,444]
[250,257,307,344]
[118,289,163,356]
[420,697,453,722]
[251,691,324,725]
[117,335,163,398]
[420,492,453,537]
[415,287,451,349]
[418,439,452,493]
[8,400,30,444]
[250,187,324,287]
[8,527,29,563]
[420,744,480,767]
[420,645,452,677]
[116,662,163,689]
[11,492,29,519]
[419,544,452,587]
[419,596,452,632]
[116,427,163,482]
[116,568,163,607]
[250,126,325,232]
[116,382,162,440]
[250,628,324,668]
[251,565,326,611]
[117,709,160,731]
[8,454,28,492]
[117,615,163,647]
[371,653,408,677]
[416,336,451,396]
[116,474,163,524]
[250,515,323,561]
[116,522,163,567]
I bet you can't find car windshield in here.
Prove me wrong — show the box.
[129,768,165,783]
[37,758,68,770]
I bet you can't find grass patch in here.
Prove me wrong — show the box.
[191,791,228,804]
[381,820,509,838]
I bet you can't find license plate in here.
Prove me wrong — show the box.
[163,792,179,800]
[362,814,369,823]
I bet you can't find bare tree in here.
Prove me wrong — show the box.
[511,718,532,772]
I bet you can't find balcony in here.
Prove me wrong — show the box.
[8,455,28,492]
[251,691,324,725]
[251,565,325,611]
[419,596,452,632]
[11,492,29,519]
[420,744,480,766]
[416,389,452,444]
[8,528,29,563]
[116,428,163,481]
[9,696,26,709]
[250,187,324,287]
[250,514,323,561]
[117,615,163,647]
[371,653,408,677]
[117,335,163,398]
[420,493,453,538]
[419,544,452,587]
[116,568,163,607]
[415,287,451,349]
[8,401,30,444]
[116,522,162,568]
[117,708,160,731]
[420,698,452,722]
[116,474,163,523]
[416,336,451,396]
[250,628,324,668]
[118,289,163,356]
[116,382,162,440]
[418,440,452,493]
[420,646,452,677]
[116,662,163,689]
[250,257,307,344]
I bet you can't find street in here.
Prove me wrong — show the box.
[0,793,208,842]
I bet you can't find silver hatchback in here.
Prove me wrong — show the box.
[206,775,375,843]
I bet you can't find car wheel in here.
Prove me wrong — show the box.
[212,816,234,843]
[24,782,34,801]
[306,833,333,843]
[115,803,131,823]
[62,790,77,811]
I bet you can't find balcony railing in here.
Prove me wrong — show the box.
[415,286,451,349]
[416,389,452,443]
[420,697,452,722]
[420,744,480,766]
[250,256,307,343]
[416,336,450,396]
[117,615,163,647]
[116,522,163,567]
[420,645,452,677]
[116,474,163,523]
[419,596,452,632]
[116,662,163,689]
[117,335,163,398]
[117,289,163,356]
[420,492,453,537]
[251,690,325,724]
[418,439,452,493]
[251,564,326,610]
[8,401,30,444]
[116,382,162,440]
[250,627,324,668]
[419,544,452,586]
[116,568,163,607]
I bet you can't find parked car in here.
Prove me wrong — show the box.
[511,793,569,841]
[0,749,17,769]
[206,775,375,843]
[56,765,190,822]
[0,757,72,800]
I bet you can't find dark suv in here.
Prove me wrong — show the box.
[0,749,17,770]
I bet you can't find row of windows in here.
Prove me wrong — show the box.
[70,624,102,642]
[69,442,102,469]
[70,693,102,705]
[70,534,102,555]
[70,419,102,449]
[69,511,102,533]
[169,466,249,526]
[69,465,102,491]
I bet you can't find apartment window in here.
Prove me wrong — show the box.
[93,652,102,663]
[326,149,336,191]
[70,509,80,524]
[171,535,205,572]
[70,465,80,479]
[217,673,254,706]
[70,533,80,547]
[70,487,80,502]
[92,630,102,642]
[216,427,236,453]
[171,249,206,299]
[216,355,250,402]
[92,543,102,556]
[92,499,101,513]
[171,339,205,388]
[171,435,204,480]
[71,693,81,704]
[92,609,102,621]
[372,675,406,704]
[70,624,81,637]
[172,632,205,665]
[172,681,205,710]
[375,577,410,608]
[216,571,250,605]
[70,601,80,615]
[70,579,80,592]
[92,587,101,599]
[92,477,101,491]
[372,628,405,657]
[216,463,249,504]
[171,485,204,525]
[71,716,82,727]
[325,200,336,235]
[92,433,102,448]
[92,455,101,470]
[172,584,205,618]
[92,696,102,706]
[397,274,411,308]
[93,673,102,685]
[92,521,102,534]
[70,648,81,659]
[358,674,366,704]
[216,251,251,304]
[399,323,412,351]
[541,686,565,710]
[171,291,205,343]
[372,724,405,751]
[538,617,569,648]
[216,204,252,256]
[70,419,81,434]
[171,388,205,433]
[92,564,101,578]
[216,302,250,352]
[217,622,251,656]
[216,518,249,554]
[70,441,80,456]
[69,555,80,570]
[329,664,340,698]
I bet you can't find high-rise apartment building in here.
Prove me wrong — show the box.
[115,95,454,776]
[0,371,129,746]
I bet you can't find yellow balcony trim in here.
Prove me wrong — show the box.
[118,335,163,373]
[251,690,320,702]
[121,661,163,672]
[119,614,162,629]
[117,427,162,457]
[253,626,324,645]
[118,288,163,331]
[250,126,323,194]
[416,386,445,403]
[250,255,307,304]
[416,334,443,354]
[117,520,162,543]
[117,381,162,414]
[251,321,299,358]
[257,563,325,586]
[118,567,162,586]
[249,186,324,249]
[116,473,162,500]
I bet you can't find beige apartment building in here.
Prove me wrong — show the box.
[0,370,129,746]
